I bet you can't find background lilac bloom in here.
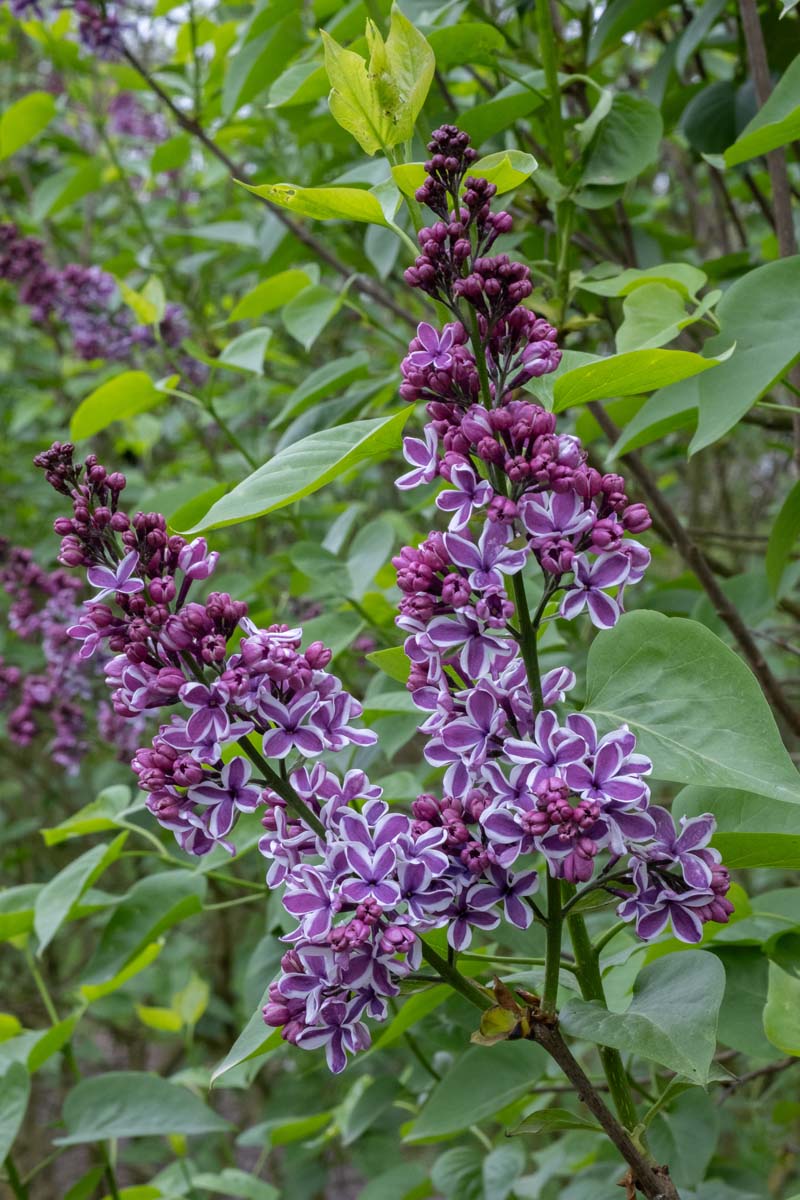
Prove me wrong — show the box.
[559,552,631,629]
[85,550,143,602]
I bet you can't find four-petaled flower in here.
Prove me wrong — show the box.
[85,550,144,602]
[559,552,631,629]
[396,424,440,491]
[407,322,456,370]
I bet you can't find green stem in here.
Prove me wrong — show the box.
[5,1155,28,1200]
[541,875,563,1014]
[467,309,493,409]
[458,951,578,975]
[565,903,638,1129]
[535,0,566,178]
[237,739,325,837]
[204,397,258,468]
[592,919,629,958]
[419,943,492,1011]
[510,572,544,710]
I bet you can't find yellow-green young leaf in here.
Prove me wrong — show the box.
[578,262,708,301]
[34,833,128,954]
[552,347,729,412]
[766,479,800,596]
[366,645,410,685]
[764,963,800,1055]
[239,181,389,226]
[228,269,312,321]
[173,973,210,1027]
[42,785,132,846]
[470,150,537,194]
[118,280,159,325]
[141,276,166,323]
[0,91,56,160]
[136,1004,183,1033]
[70,371,162,440]
[382,4,435,144]
[28,1014,80,1073]
[80,941,163,1004]
[0,1014,22,1042]
[322,31,390,155]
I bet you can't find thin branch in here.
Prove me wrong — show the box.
[717,1055,799,1103]
[121,45,415,331]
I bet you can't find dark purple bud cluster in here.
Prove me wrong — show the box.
[36,444,376,856]
[1,224,199,376]
[0,539,144,772]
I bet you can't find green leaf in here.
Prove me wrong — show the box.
[211,995,283,1085]
[459,78,545,145]
[553,348,725,412]
[682,80,738,155]
[431,1147,482,1200]
[136,1004,183,1033]
[712,948,779,1059]
[321,6,433,154]
[240,181,390,226]
[118,279,160,326]
[725,53,800,166]
[272,351,370,428]
[28,1014,80,1072]
[579,263,707,301]
[426,21,506,68]
[482,1143,526,1200]
[0,1062,30,1161]
[219,328,271,375]
[615,284,692,353]
[187,409,410,532]
[190,1170,278,1200]
[467,149,537,194]
[406,1041,546,1140]
[0,884,40,940]
[365,645,410,686]
[173,973,210,1027]
[228,269,312,321]
[583,611,800,805]
[34,833,127,953]
[510,1108,603,1136]
[70,371,162,441]
[675,0,727,75]
[82,871,206,985]
[561,951,725,1084]
[32,160,104,220]
[581,95,663,186]
[673,786,800,869]
[766,479,800,596]
[647,1090,720,1189]
[370,985,450,1052]
[282,283,340,350]
[764,963,800,1055]
[222,12,305,117]
[589,0,672,60]
[55,1072,232,1144]
[0,91,56,160]
[80,941,163,1004]
[42,785,132,846]
[620,256,800,455]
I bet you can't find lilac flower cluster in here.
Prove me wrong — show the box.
[0,224,202,380]
[36,443,377,857]
[0,540,143,772]
[109,92,168,143]
[392,125,732,947]
[7,0,127,59]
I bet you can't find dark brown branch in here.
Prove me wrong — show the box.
[716,1055,799,1102]
[588,402,800,738]
[121,46,415,331]
[527,1016,681,1200]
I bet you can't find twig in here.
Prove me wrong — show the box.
[588,401,800,738]
[717,1056,799,1103]
[121,46,415,331]
[527,1016,681,1200]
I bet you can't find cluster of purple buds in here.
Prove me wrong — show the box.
[0,540,143,772]
[393,125,732,951]
[36,443,378,857]
[9,0,128,58]
[0,225,200,377]
[108,92,167,142]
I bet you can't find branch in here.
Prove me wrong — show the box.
[121,46,416,331]
[527,1015,681,1200]
[588,401,800,739]
[716,1055,800,1103]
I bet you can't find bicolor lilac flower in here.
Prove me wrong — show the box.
[436,463,493,531]
[187,756,262,840]
[341,843,401,907]
[85,550,144,602]
[295,997,371,1074]
[619,880,714,945]
[470,865,539,929]
[647,808,718,888]
[559,552,631,629]
[541,666,576,706]
[505,710,587,780]
[178,537,219,581]
[180,680,233,748]
[427,609,509,678]
[439,683,507,768]
[445,523,528,591]
[520,490,594,546]
[446,881,501,950]
[259,691,325,758]
[283,867,340,940]
[564,725,651,807]
[396,425,440,490]
[407,322,456,370]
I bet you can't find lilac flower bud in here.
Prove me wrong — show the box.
[623,503,652,533]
